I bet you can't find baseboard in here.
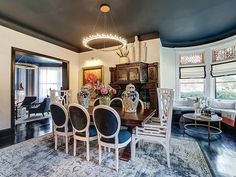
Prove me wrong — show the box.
[0,128,14,138]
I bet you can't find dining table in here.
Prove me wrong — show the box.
[88,105,156,161]
[88,106,156,126]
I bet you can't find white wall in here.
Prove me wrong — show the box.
[0,25,79,130]
[160,46,176,89]
[78,38,161,89]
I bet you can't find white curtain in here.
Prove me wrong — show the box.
[39,67,62,101]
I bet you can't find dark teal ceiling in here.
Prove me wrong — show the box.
[0,0,235,52]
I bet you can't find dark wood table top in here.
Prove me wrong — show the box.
[88,106,156,127]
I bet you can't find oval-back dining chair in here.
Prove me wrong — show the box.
[68,103,97,161]
[50,103,73,154]
[93,105,131,171]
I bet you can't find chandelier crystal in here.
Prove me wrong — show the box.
[82,4,127,51]
[83,33,127,51]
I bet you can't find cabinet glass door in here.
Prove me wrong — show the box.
[118,69,128,81]
[129,68,139,81]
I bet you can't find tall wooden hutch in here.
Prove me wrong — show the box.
[109,62,159,109]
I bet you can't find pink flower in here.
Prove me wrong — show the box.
[100,88,108,95]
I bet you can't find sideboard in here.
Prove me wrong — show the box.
[109,62,159,109]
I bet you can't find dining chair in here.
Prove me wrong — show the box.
[68,103,97,161]
[137,99,144,113]
[93,105,131,171]
[109,97,124,109]
[131,88,174,167]
[50,103,73,154]
[93,98,100,106]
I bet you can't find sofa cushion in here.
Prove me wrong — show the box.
[187,98,196,107]
[174,99,189,107]
[210,100,235,109]
[173,105,195,112]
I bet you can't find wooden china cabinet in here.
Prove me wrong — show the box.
[109,62,159,109]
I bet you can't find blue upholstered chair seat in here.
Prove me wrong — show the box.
[101,130,131,144]
[75,125,97,137]
[56,121,73,132]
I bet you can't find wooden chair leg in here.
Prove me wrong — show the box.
[55,134,58,150]
[73,138,76,156]
[99,145,102,165]
[115,148,119,172]
[131,137,136,160]
[86,141,90,161]
[164,144,170,168]
[65,136,68,154]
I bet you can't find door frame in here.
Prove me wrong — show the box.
[11,47,70,131]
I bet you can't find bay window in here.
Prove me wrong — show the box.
[215,75,236,100]
[178,53,205,99]
[180,79,205,98]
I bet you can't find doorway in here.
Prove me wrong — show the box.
[11,47,69,142]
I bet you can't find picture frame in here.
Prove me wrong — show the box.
[82,65,104,86]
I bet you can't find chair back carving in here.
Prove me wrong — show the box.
[157,88,174,138]
[50,89,72,108]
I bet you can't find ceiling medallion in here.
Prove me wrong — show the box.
[82,4,127,51]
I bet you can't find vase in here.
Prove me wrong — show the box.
[119,56,129,64]
[77,88,90,109]
[122,83,139,112]
[193,102,201,116]
[99,96,110,105]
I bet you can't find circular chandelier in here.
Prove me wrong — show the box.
[82,4,127,51]
[16,63,38,70]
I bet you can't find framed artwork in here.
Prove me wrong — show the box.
[83,65,104,86]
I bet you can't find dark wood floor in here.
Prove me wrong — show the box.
[0,118,235,177]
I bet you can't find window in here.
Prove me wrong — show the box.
[39,67,62,100]
[213,46,236,62]
[180,79,204,98]
[215,75,236,100]
[179,53,204,65]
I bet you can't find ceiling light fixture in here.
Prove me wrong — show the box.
[82,4,127,51]
[15,55,38,70]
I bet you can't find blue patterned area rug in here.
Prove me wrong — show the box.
[0,134,212,177]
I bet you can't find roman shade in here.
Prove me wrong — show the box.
[211,60,236,77]
[179,66,206,79]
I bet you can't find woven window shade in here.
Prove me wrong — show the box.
[211,60,236,77]
[179,66,206,79]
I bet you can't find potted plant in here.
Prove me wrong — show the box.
[116,46,129,64]
[94,84,117,105]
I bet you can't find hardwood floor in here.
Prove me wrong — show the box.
[0,119,235,177]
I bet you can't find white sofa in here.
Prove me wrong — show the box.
[174,98,236,127]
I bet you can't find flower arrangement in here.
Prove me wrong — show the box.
[116,45,129,57]
[94,84,117,97]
